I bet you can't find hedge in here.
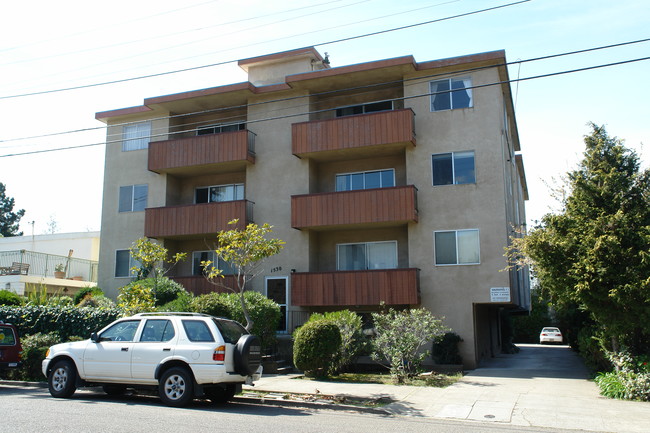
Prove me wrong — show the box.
[0,305,122,340]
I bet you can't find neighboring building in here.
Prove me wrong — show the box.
[0,232,100,296]
[96,47,529,368]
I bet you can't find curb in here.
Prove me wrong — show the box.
[0,380,389,414]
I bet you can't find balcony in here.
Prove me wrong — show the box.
[148,130,255,176]
[145,201,252,239]
[292,109,415,160]
[291,185,418,230]
[291,268,420,307]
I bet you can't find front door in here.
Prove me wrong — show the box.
[83,319,141,380]
[265,277,288,332]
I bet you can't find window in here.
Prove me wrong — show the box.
[337,241,397,271]
[119,184,148,212]
[336,100,393,117]
[192,251,235,276]
[115,250,141,278]
[432,152,475,185]
[99,320,141,342]
[336,169,395,192]
[197,123,245,135]
[195,183,244,204]
[182,320,214,342]
[122,122,151,151]
[430,78,473,111]
[140,320,175,342]
[434,229,480,265]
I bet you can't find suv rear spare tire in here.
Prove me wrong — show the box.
[233,335,261,376]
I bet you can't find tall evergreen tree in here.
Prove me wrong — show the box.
[0,182,25,237]
[510,123,650,354]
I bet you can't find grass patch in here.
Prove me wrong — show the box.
[299,371,463,387]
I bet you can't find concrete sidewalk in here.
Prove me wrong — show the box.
[244,345,650,432]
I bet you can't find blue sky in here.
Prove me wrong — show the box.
[0,0,648,234]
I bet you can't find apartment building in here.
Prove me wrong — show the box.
[96,47,529,368]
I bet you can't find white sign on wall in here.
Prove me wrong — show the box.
[490,287,511,303]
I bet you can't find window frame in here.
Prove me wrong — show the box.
[336,240,398,271]
[119,184,148,212]
[192,250,235,276]
[433,229,480,266]
[122,122,151,152]
[430,78,473,112]
[196,122,246,136]
[335,100,393,117]
[194,183,244,204]
[335,168,395,192]
[115,249,141,278]
[431,151,475,186]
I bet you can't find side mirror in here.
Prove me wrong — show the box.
[91,332,100,343]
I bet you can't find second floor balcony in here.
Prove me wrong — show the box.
[148,130,256,176]
[291,185,418,230]
[292,109,415,160]
[145,200,253,240]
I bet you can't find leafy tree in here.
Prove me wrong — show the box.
[0,182,25,237]
[128,238,186,302]
[202,220,284,331]
[508,123,650,355]
[371,308,449,383]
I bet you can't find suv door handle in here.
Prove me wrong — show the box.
[121,347,129,352]
[163,348,171,352]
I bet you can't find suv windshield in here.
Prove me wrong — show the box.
[212,318,247,344]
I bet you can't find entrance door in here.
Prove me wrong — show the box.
[265,277,287,332]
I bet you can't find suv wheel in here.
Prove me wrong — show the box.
[233,335,262,376]
[159,367,194,407]
[48,360,77,398]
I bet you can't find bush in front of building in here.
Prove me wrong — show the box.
[293,320,342,378]
[431,332,463,365]
[0,289,23,306]
[73,287,105,306]
[305,310,367,373]
[190,290,281,349]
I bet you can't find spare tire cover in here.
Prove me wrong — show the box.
[233,334,261,376]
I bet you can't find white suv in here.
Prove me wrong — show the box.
[42,312,262,407]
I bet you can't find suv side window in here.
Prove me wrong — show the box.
[140,319,175,342]
[0,325,17,345]
[182,320,214,342]
[212,318,246,344]
[100,320,141,342]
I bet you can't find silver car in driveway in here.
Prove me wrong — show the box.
[539,327,563,344]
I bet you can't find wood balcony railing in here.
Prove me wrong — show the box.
[171,275,242,296]
[148,130,255,175]
[292,109,415,158]
[144,201,252,239]
[291,268,420,306]
[291,185,418,230]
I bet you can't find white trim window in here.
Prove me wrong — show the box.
[336,169,395,192]
[336,100,393,117]
[337,241,397,271]
[430,78,473,111]
[119,184,148,212]
[115,250,141,278]
[195,183,244,204]
[197,123,245,135]
[432,151,475,185]
[192,251,234,276]
[122,122,151,151]
[434,229,480,265]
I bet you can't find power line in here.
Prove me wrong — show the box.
[2,54,648,158]
[0,0,530,101]
[2,35,648,145]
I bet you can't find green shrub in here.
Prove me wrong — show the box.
[190,291,281,349]
[0,289,23,306]
[8,332,62,381]
[371,308,449,383]
[73,287,104,306]
[0,305,122,340]
[48,296,74,307]
[158,291,193,312]
[123,277,188,306]
[293,320,341,378]
[117,281,155,315]
[306,310,366,373]
[432,332,463,365]
[77,295,115,309]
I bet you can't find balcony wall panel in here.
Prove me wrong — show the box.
[291,268,420,306]
[291,186,417,229]
[292,109,415,157]
[148,130,255,174]
[145,201,249,239]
